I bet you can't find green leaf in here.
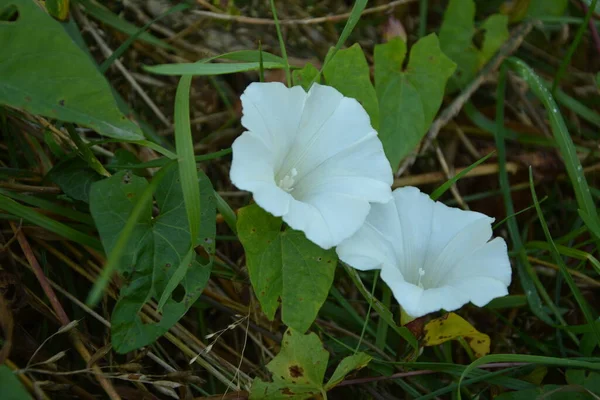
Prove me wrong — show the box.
[292,63,320,91]
[250,329,371,399]
[324,44,379,130]
[0,0,143,140]
[325,352,372,389]
[0,365,32,400]
[237,205,336,333]
[439,0,508,90]
[374,35,456,169]
[47,158,103,203]
[89,167,215,353]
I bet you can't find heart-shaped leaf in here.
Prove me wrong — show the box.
[237,205,336,333]
[90,167,215,353]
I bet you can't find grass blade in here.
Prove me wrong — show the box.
[508,57,600,242]
[310,0,368,86]
[145,62,285,76]
[328,0,368,63]
[269,0,291,86]
[458,354,600,399]
[157,76,203,310]
[215,191,237,234]
[174,76,201,245]
[528,167,600,346]
[0,189,94,225]
[430,151,495,201]
[0,194,102,250]
[343,264,418,349]
[495,62,555,326]
[110,148,232,169]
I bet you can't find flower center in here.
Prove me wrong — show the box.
[416,268,426,289]
[278,168,298,192]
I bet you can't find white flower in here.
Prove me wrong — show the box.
[337,187,511,318]
[230,82,393,249]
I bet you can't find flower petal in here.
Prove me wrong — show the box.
[232,82,393,249]
[337,200,401,271]
[230,131,292,217]
[445,237,512,306]
[449,277,509,308]
[279,84,390,184]
[341,186,511,318]
[393,187,435,284]
[381,266,470,318]
[230,131,276,189]
[240,82,306,169]
[293,135,393,202]
[425,217,494,288]
[283,193,370,250]
[411,286,469,317]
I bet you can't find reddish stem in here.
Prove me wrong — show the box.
[10,222,70,325]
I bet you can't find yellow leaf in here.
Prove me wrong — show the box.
[422,313,490,358]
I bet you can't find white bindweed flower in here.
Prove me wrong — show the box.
[230,82,393,249]
[337,187,511,318]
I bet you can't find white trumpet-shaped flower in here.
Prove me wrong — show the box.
[337,187,511,318]
[230,82,393,249]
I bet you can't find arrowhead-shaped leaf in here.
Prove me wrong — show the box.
[237,205,336,333]
[439,0,508,90]
[375,34,456,169]
[90,167,215,353]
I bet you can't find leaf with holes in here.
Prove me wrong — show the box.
[323,44,379,130]
[250,329,371,399]
[439,0,509,90]
[89,167,215,353]
[237,205,336,333]
[0,0,143,140]
[374,34,456,170]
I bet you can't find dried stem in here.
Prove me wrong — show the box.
[9,223,122,400]
[192,0,417,25]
